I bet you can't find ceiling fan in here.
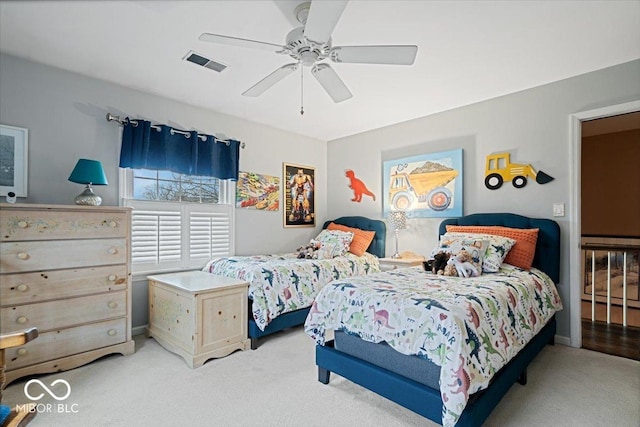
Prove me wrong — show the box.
[199,0,418,113]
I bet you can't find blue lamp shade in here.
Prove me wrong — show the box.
[68,159,108,185]
[68,159,108,206]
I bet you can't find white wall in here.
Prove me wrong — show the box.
[0,53,327,329]
[326,59,640,341]
[0,53,327,254]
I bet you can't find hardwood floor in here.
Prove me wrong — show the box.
[581,320,640,360]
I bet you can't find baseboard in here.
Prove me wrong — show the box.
[554,334,571,347]
[132,325,148,337]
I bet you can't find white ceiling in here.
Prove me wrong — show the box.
[1,1,639,141]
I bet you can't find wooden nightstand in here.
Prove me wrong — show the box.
[378,257,425,272]
[146,271,250,368]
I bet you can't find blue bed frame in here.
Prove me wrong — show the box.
[248,216,386,349]
[315,213,560,426]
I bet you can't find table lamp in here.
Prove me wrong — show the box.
[68,159,108,206]
[388,210,407,259]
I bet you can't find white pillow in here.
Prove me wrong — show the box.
[311,229,354,259]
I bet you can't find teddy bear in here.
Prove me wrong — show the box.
[296,241,321,259]
[443,250,480,278]
[426,251,451,275]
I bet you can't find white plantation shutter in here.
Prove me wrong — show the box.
[188,205,232,263]
[123,199,233,274]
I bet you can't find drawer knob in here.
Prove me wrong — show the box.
[17,252,30,260]
[17,284,29,292]
[107,329,117,336]
[17,348,28,356]
[18,221,28,228]
[109,221,117,228]
[17,316,28,324]
[108,274,117,281]
[108,301,118,309]
[108,247,118,255]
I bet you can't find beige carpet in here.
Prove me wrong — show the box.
[3,329,639,427]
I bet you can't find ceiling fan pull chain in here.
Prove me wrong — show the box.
[300,64,304,115]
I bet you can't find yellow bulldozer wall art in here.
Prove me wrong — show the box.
[382,149,463,219]
[484,152,554,190]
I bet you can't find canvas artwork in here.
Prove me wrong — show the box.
[382,148,463,218]
[236,171,280,210]
[0,124,28,197]
[283,163,315,227]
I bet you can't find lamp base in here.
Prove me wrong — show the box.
[74,185,102,206]
[391,253,401,259]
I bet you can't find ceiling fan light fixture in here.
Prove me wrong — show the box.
[198,0,417,110]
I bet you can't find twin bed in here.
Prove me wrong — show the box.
[306,213,562,427]
[203,216,386,349]
[201,212,562,426]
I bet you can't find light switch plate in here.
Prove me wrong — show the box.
[553,203,565,217]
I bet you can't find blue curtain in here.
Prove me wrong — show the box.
[119,119,240,180]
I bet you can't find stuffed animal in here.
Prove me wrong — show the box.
[443,250,480,278]
[296,241,321,259]
[428,251,451,275]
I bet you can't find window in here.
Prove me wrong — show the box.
[120,169,234,276]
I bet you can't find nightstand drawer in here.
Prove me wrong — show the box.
[5,318,127,370]
[1,291,126,333]
[1,265,128,305]
[1,209,127,241]
[1,238,127,273]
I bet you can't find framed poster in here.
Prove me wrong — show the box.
[382,148,463,218]
[283,162,315,227]
[236,171,280,211]
[0,124,29,197]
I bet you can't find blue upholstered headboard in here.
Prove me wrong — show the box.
[322,216,386,259]
[439,213,560,284]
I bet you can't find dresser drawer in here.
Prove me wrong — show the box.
[1,209,128,242]
[5,318,127,370]
[1,265,128,305]
[1,291,126,333]
[1,238,127,273]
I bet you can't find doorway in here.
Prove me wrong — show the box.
[576,109,640,360]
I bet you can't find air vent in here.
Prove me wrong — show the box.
[183,51,227,73]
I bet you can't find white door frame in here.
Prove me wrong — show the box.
[568,100,640,348]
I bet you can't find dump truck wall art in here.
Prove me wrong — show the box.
[389,167,458,211]
[484,152,554,190]
[383,149,463,218]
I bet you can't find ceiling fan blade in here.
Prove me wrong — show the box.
[199,33,284,52]
[311,63,352,103]
[303,0,348,45]
[330,45,418,65]
[242,63,298,97]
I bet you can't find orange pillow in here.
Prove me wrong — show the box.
[327,223,375,256]
[445,225,539,270]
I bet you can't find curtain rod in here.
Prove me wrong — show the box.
[106,113,245,149]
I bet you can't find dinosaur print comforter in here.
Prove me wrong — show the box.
[203,252,379,331]
[305,264,562,427]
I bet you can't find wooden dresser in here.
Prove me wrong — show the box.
[0,203,135,385]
